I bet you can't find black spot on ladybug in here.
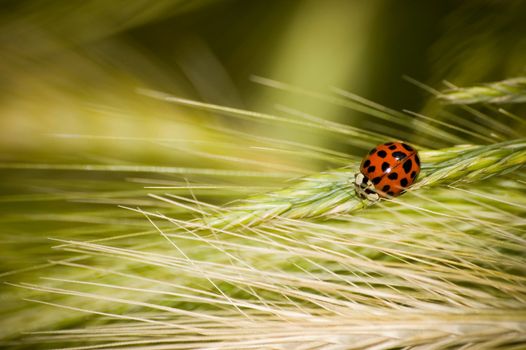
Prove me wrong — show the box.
[388,172,398,180]
[381,162,390,172]
[403,159,412,174]
[384,142,394,146]
[377,150,387,158]
[369,148,377,155]
[367,166,376,173]
[392,151,407,160]
[363,159,371,168]
[400,178,408,187]
[401,143,414,152]
[365,188,375,194]
[387,191,395,196]
[372,177,382,185]
[415,155,421,167]
[388,145,397,150]
[411,171,417,179]
[381,185,390,192]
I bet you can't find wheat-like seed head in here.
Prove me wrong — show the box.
[198,140,526,229]
[440,77,526,105]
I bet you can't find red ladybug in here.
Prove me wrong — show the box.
[354,141,420,201]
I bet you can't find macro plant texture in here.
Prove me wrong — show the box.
[1,1,526,350]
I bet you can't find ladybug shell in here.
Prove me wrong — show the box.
[360,142,420,197]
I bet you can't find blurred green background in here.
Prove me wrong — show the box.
[2,0,525,159]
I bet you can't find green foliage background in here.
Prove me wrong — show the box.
[0,1,525,349]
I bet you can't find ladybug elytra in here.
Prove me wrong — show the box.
[354,141,420,201]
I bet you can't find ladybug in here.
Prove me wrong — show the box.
[354,141,420,201]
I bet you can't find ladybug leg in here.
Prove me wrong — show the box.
[364,187,380,202]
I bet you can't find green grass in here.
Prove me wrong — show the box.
[1,2,526,349]
[1,83,525,349]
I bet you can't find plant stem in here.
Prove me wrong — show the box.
[204,139,526,228]
[440,77,526,104]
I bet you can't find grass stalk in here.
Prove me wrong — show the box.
[202,139,526,228]
[440,77,526,104]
